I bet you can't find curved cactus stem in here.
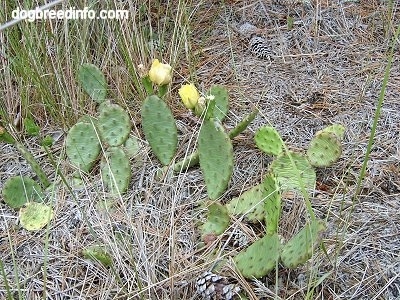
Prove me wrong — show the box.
[263,174,281,235]
[228,110,258,139]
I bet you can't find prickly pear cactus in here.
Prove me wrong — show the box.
[254,126,283,156]
[271,152,316,192]
[97,103,131,147]
[78,63,107,104]
[82,245,112,267]
[208,85,229,122]
[234,233,280,278]
[2,176,44,209]
[19,202,53,231]
[201,202,230,240]
[226,182,268,222]
[198,119,234,200]
[66,122,101,172]
[123,136,141,158]
[141,95,178,165]
[263,174,281,235]
[280,219,326,269]
[101,147,131,195]
[320,124,345,140]
[307,131,342,167]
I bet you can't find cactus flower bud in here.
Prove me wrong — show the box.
[148,59,172,85]
[178,84,200,109]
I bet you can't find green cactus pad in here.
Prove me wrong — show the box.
[101,147,131,195]
[226,182,268,222]
[263,174,281,234]
[66,122,101,172]
[78,63,107,104]
[19,202,53,231]
[208,85,229,121]
[201,202,230,239]
[271,152,316,192]
[141,95,178,165]
[2,176,44,209]
[254,126,283,156]
[198,119,234,200]
[97,104,131,147]
[123,136,141,158]
[281,220,326,269]
[307,132,342,167]
[320,124,345,140]
[82,245,112,267]
[234,233,280,278]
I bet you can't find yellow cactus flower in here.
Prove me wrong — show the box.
[178,84,200,109]
[148,59,172,85]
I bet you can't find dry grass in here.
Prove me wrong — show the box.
[1,0,400,299]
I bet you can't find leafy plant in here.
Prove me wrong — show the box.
[65,64,137,195]
[200,123,345,279]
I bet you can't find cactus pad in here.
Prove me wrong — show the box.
[234,233,280,278]
[307,131,342,167]
[281,219,326,268]
[97,104,131,147]
[101,147,131,195]
[123,136,141,158]
[208,85,229,122]
[19,202,53,231]
[226,182,268,222]
[201,202,230,239]
[271,152,316,192]
[82,245,112,267]
[141,95,178,165]
[66,122,101,172]
[263,174,281,234]
[198,119,234,200]
[320,124,345,140]
[78,63,107,104]
[2,176,44,209]
[254,126,283,156]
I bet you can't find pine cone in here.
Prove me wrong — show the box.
[196,271,240,300]
[249,35,272,59]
